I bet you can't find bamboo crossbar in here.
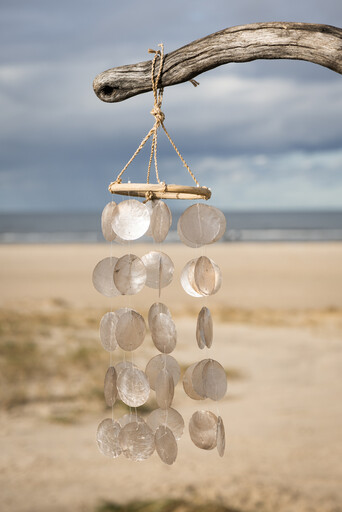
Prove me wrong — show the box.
[108,182,211,200]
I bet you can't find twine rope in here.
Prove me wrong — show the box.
[113,43,200,190]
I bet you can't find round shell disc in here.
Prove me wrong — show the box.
[155,368,174,409]
[116,366,150,407]
[203,359,227,401]
[178,204,221,247]
[191,359,210,399]
[115,360,137,377]
[217,415,226,457]
[113,254,146,295]
[155,425,178,465]
[189,410,218,450]
[210,207,226,244]
[141,251,174,289]
[99,312,119,352]
[145,354,180,391]
[96,418,121,458]
[150,312,177,354]
[194,256,216,295]
[194,256,222,296]
[101,202,117,242]
[115,308,146,351]
[111,199,150,241]
[150,201,172,243]
[104,366,118,407]
[177,223,198,248]
[119,421,155,461]
[92,257,120,297]
[118,413,145,428]
[145,199,155,237]
[146,407,185,441]
[101,202,128,244]
[148,302,171,328]
[182,363,204,400]
[196,307,213,349]
[180,259,202,298]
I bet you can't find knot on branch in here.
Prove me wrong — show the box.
[150,105,165,127]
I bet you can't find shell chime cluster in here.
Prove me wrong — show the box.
[93,199,227,464]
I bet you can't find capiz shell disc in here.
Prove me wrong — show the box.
[145,199,155,236]
[203,359,227,401]
[146,408,184,440]
[101,202,128,244]
[101,201,117,242]
[92,257,120,297]
[178,204,221,247]
[141,251,174,289]
[150,312,177,354]
[99,312,119,352]
[189,410,218,450]
[155,368,174,409]
[217,416,226,457]
[177,222,198,248]
[182,363,204,401]
[191,359,210,399]
[194,256,216,296]
[196,307,213,349]
[119,421,155,461]
[117,413,145,428]
[113,254,146,295]
[210,207,226,244]
[194,256,222,296]
[104,366,118,407]
[148,302,171,327]
[111,199,150,241]
[117,366,150,407]
[115,360,137,377]
[180,259,202,298]
[155,425,178,465]
[115,308,146,351]
[150,201,172,243]
[96,418,121,458]
[145,354,180,391]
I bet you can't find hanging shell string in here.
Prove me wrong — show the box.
[109,216,115,422]
[111,43,201,195]
[126,188,136,422]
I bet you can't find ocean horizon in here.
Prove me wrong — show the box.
[0,209,342,244]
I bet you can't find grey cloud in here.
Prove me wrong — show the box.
[0,0,341,212]
[192,150,342,209]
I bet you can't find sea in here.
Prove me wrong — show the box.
[0,210,341,244]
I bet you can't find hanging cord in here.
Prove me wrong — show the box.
[113,43,200,191]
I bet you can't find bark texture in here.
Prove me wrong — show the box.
[93,22,342,103]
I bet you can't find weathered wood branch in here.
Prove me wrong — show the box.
[93,22,342,103]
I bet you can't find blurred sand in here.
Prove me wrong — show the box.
[0,243,342,512]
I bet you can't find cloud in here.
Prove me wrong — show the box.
[0,0,341,211]
[191,149,342,209]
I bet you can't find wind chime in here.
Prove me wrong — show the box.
[93,45,227,465]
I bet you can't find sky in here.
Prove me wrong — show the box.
[0,0,341,212]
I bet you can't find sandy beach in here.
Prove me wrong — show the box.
[0,243,342,512]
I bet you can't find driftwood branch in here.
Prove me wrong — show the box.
[93,22,342,103]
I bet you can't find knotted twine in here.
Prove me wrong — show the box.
[112,43,200,198]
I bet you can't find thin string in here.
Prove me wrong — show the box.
[115,127,155,185]
[160,122,200,186]
[113,43,200,192]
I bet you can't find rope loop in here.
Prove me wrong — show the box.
[144,190,154,202]
[113,43,201,188]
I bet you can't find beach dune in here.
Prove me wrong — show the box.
[0,242,341,512]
